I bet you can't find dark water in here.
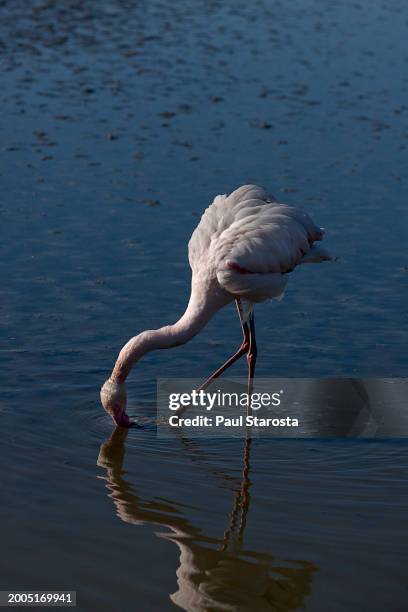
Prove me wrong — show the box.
[1,1,407,610]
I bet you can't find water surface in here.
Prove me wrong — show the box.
[1,1,407,610]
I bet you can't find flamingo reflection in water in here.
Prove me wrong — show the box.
[97,429,318,611]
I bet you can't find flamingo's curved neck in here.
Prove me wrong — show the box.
[110,279,231,383]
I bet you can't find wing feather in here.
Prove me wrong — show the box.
[188,184,325,302]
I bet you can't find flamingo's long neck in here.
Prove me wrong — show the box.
[110,279,231,384]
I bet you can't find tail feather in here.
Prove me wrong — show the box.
[301,243,332,263]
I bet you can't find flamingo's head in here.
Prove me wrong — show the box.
[100,378,132,427]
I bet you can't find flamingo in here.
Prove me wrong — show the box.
[101,184,332,427]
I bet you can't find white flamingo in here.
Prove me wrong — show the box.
[101,184,332,426]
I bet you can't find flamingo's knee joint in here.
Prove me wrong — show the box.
[241,341,250,353]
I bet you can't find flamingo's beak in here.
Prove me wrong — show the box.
[112,405,132,428]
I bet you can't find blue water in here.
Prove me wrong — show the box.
[1,1,407,610]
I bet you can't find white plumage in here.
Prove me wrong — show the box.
[188,184,330,318]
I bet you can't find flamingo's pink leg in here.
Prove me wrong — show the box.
[247,313,257,398]
[197,300,250,391]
